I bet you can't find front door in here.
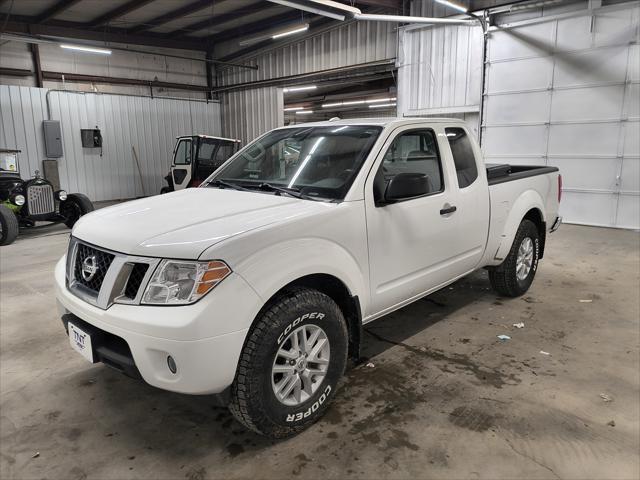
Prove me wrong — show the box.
[364,126,465,316]
[172,138,192,190]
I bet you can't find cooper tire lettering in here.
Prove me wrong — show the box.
[285,385,332,422]
[277,312,325,344]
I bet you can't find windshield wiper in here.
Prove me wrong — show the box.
[208,179,251,191]
[253,182,317,201]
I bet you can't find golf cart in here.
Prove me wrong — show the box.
[0,149,94,246]
[161,135,241,193]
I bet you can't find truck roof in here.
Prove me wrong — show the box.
[279,117,467,129]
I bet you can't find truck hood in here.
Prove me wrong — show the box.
[72,188,331,259]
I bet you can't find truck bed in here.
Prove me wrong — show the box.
[486,164,559,186]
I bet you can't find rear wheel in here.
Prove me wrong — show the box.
[229,288,348,439]
[60,194,94,228]
[489,219,540,297]
[0,204,19,246]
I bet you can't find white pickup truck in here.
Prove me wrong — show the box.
[55,118,561,438]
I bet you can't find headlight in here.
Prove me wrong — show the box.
[142,259,231,305]
[57,190,68,201]
[13,194,25,206]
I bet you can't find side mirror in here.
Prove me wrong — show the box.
[384,173,430,203]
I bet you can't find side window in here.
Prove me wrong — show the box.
[445,127,478,188]
[375,129,444,200]
[174,139,192,165]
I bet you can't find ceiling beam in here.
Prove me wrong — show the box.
[88,0,157,27]
[206,10,306,43]
[165,0,270,38]
[35,0,83,23]
[354,0,401,8]
[127,0,214,34]
[3,18,205,51]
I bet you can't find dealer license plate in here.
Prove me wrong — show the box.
[68,322,94,363]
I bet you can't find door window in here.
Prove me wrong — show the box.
[174,139,192,165]
[374,129,444,200]
[445,128,478,188]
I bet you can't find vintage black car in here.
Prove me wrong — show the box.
[0,149,94,246]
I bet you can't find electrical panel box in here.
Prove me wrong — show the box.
[81,128,102,148]
[43,120,63,158]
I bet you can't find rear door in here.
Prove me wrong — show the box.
[439,126,490,274]
[171,137,193,190]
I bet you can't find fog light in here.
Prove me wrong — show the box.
[13,194,25,206]
[167,355,177,374]
[57,190,68,201]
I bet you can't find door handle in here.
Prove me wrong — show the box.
[440,205,457,215]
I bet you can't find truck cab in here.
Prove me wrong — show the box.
[162,135,241,192]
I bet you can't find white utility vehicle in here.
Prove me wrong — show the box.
[55,118,562,438]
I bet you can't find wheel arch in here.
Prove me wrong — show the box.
[252,273,363,362]
[494,189,547,261]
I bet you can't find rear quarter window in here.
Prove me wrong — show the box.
[445,127,478,189]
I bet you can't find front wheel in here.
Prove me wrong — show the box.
[60,193,94,229]
[489,219,540,297]
[0,204,19,246]
[229,288,348,439]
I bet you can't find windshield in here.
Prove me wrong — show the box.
[206,126,382,201]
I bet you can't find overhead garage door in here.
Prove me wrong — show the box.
[482,4,639,229]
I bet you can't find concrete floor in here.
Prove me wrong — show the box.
[1,223,639,480]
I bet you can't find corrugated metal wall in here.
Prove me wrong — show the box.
[222,87,283,144]
[396,23,483,122]
[0,86,221,201]
[217,20,398,143]
[218,20,397,86]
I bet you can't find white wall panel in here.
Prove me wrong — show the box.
[397,23,483,123]
[484,91,550,124]
[483,2,640,229]
[221,87,283,145]
[485,57,553,94]
[0,86,221,201]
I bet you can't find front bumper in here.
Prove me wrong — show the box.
[55,256,261,395]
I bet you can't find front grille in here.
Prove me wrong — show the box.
[27,184,55,215]
[124,263,149,299]
[73,243,115,293]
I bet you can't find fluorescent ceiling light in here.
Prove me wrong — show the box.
[341,100,366,106]
[268,0,360,21]
[332,126,349,132]
[296,110,313,114]
[369,103,397,109]
[283,85,317,93]
[240,23,309,46]
[354,13,475,25]
[322,102,343,108]
[273,24,309,39]
[60,44,112,55]
[434,0,468,13]
[366,97,396,103]
[284,106,305,111]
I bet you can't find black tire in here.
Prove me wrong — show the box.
[489,219,540,297]
[160,186,172,194]
[60,193,94,229]
[229,288,349,439]
[0,204,19,246]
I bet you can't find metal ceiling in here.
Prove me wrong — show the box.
[0,0,403,52]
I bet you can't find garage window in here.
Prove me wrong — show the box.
[445,127,477,188]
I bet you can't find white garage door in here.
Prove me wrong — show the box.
[482,4,640,229]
